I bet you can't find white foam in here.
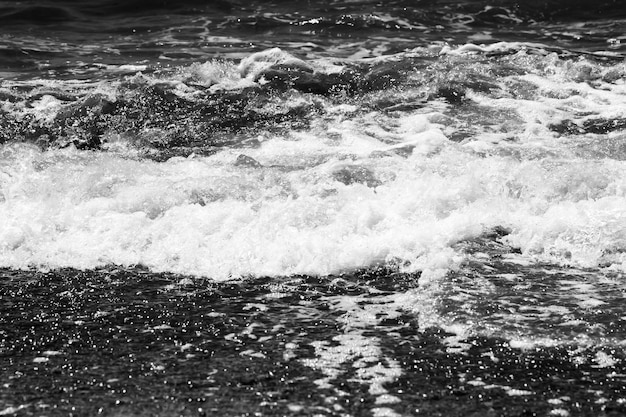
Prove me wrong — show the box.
[29,95,64,123]
[594,351,618,368]
[1,120,625,281]
[238,47,314,80]
[0,405,29,416]
[375,395,401,405]
[2,49,626,286]
[371,408,402,417]
[440,41,552,56]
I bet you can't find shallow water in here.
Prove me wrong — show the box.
[3,266,626,416]
[2,1,626,416]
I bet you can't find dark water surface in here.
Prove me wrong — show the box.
[3,1,626,416]
[3,264,626,416]
[1,0,626,79]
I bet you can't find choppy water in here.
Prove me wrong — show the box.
[2,1,626,416]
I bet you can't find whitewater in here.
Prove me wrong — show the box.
[2,45,626,280]
[3,1,626,415]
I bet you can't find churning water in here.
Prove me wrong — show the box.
[2,1,626,416]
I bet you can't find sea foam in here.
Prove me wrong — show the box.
[1,110,626,280]
[2,46,626,281]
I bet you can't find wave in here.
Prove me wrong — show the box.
[2,45,626,280]
[2,44,625,154]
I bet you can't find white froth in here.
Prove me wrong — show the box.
[238,47,314,80]
[2,47,626,284]
[0,113,461,278]
[594,351,618,368]
[2,118,626,280]
[0,406,29,416]
[371,408,402,417]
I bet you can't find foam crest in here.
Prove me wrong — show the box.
[2,107,626,280]
[3,47,626,281]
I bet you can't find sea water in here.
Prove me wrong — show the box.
[2,1,626,415]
